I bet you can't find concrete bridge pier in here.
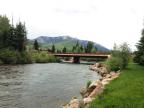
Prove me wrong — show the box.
[73,57,80,63]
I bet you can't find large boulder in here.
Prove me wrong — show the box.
[69,99,80,108]
[95,63,101,68]
[89,65,101,73]
[101,79,109,86]
[80,87,87,98]
[83,97,92,105]
[105,74,111,79]
[89,84,104,98]
[80,80,104,98]
[62,98,80,108]
[86,81,101,97]
[99,67,108,77]
[89,80,102,89]
[89,65,95,71]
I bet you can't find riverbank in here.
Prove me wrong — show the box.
[63,63,144,108]
[89,63,144,108]
[0,50,59,64]
[63,63,120,108]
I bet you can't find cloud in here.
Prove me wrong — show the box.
[0,0,144,50]
[54,9,89,14]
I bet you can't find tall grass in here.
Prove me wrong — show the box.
[0,49,59,64]
[0,48,32,64]
[32,51,59,63]
[89,63,144,108]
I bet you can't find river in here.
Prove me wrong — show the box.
[0,63,100,108]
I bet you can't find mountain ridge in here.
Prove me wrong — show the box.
[29,36,109,52]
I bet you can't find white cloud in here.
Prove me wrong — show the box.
[0,0,144,50]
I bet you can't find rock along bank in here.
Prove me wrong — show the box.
[62,63,120,108]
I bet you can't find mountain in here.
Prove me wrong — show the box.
[29,36,109,52]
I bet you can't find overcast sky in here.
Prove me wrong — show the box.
[0,0,144,50]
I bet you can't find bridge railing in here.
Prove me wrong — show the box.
[48,52,109,55]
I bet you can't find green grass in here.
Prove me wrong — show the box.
[89,63,144,108]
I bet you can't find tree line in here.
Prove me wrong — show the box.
[0,15,27,52]
[33,39,97,53]
[0,15,30,64]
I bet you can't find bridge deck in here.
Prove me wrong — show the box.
[50,53,110,58]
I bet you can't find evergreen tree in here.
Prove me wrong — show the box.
[7,25,16,49]
[72,41,84,53]
[80,45,83,52]
[33,40,39,50]
[62,47,66,53]
[15,22,27,52]
[51,44,55,53]
[0,15,10,48]
[85,41,94,53]
[92,47,97,53]
[72,46,76,52]
[76,41,79,48]
[134,29,144,65]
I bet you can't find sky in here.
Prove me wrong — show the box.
[0,0,144,50]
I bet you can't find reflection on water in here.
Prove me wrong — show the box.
[0,63,100,108]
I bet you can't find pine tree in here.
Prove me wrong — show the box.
[76,41,79,48]
[72,46,76,52]
[134,29,144,65]
[62,47,66,53]
[85,41,94,53]
[51,44,55,53]
[7,25,16,49]
[0,15,10,48]
[80,45,84,53]
[33,40,39,50]
[15,22,27,52]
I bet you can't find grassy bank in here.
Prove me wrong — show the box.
[89,63,144,108]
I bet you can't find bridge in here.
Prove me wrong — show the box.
[50,53,110,63]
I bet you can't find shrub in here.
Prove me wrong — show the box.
[111,43,130,69]
[0,48,33,64]
[0,59,3,65]
[86,80,92,88]
[139,55,144,65]
[106,57,123,71]
[0,48,17,64]
[16,51,32,64]
[32,51,58,63]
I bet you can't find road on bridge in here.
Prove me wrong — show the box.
[49,53,110,63]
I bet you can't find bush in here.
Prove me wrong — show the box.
[32,51,58,63]
[139,55,144,65]
[86,80,92,88]
[0,48,33,64]
[0,48,17,64]
[0,49,59,64]
[106,57,123,71]
[0,59,3,65]
[16,51,32,64]
[111,43,130,69]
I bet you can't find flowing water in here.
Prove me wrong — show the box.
[0,63,100,108]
